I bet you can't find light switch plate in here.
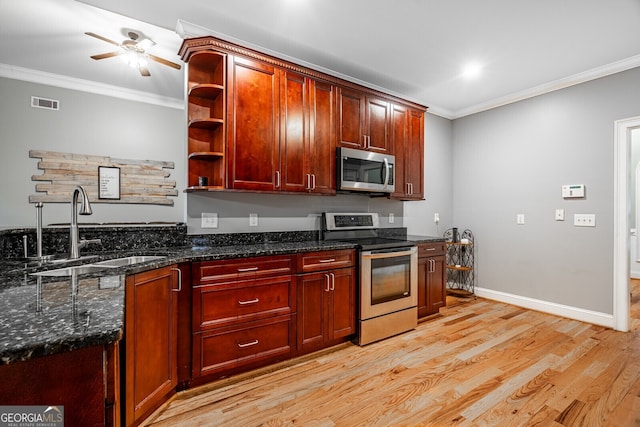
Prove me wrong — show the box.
[389,213,395,224]
[517,214,525,225]
[555,209,565,221]
[249,213,258,227]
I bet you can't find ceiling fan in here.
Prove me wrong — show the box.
[85,31,181,76]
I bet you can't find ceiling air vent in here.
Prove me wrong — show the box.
[31,96,59,110]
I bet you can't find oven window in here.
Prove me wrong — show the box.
[370,254,411,305]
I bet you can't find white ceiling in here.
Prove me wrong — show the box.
[1,0,639,118]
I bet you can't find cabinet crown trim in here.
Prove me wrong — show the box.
[179,36,427,112]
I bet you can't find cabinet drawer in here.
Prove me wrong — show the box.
[194,315,293,377]
[297,249,355,273]
[194,255,293,284]
[418,242,445,257]
[194,275,294,330]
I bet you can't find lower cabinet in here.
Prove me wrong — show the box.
[0,343,118,427]
[417,242,446,318]
[296,250,356,354]
[191,255,296,381]
[124,265,180,427]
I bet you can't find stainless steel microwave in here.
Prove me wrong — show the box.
[337,147,395,193]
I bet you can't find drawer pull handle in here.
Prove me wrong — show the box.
[425,247,436,251]
[237,267,259,272]
[319,258,336,263]
[238,298,259,305]
[237,339,259,348]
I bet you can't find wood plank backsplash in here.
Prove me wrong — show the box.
[29,150,178,205]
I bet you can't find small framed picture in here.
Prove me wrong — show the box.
[99,166,121,200]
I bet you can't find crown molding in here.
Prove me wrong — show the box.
[452,54,640,119]
[0,63,184,110]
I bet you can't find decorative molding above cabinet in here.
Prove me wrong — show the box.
[179,36,427,199]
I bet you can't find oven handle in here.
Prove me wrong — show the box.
[361,247,416,259]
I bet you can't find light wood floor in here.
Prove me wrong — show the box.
[144,281,640,426]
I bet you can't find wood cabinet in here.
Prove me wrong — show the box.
[227,56,280,191]
[338,88,391,153]
[179,36,425,197]
[191,255,295,380]
[186,51,226,189]
[0,344,118,427]
[417,242,446,318]
[279,73,337,194]
[296,249,356,354]
[124,265,180,426]
[392,104,424,200]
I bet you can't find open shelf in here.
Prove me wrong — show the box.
[186,50,227,189]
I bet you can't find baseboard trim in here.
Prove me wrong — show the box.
[474,287,614,328]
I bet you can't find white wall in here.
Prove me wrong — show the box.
[0,77,186,227]
[452,67,640,315]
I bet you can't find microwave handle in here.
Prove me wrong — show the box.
[383,157,390,189]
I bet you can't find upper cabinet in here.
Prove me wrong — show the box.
[179,36,425,197]
[338,89,391,153]
[227,56,280,191]
[392,105,424,200]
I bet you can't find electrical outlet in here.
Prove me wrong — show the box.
[434,212,440,224]
[555,209,565,221]
[389,213,395,224]
[201,212,218,228]
[574,213,596,227]
[517,214,525,225]
[249,213,259,227]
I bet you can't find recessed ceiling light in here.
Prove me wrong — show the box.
[462,62,483,79]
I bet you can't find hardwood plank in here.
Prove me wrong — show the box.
[143,288,640,427]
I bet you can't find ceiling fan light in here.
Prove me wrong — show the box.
[120,50,148,69]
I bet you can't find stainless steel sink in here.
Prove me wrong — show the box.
[32,264,108,277]
[91,255,166,267]
[31,255,167,277]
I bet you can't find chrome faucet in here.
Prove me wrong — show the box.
[69,186,100,259]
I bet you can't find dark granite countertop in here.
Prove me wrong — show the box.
[0,239,356,364]
[406,235,446,244]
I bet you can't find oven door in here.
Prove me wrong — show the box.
[360,246,417,320]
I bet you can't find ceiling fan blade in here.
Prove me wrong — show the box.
[90,51,120,60]
[148,54,182,70]
[139,66,151,77]
[85,32,120,46]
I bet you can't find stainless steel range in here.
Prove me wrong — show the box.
[322,213,418,345]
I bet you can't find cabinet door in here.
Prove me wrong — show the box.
[338,88,365,149]
[308,80,337,194]
[297,272,328,353]
[391,103,409,199]
[228,56,279,191]
[427,256,446,313]
[328,267,356,341]
[417,255,429,318]
[125,266,178,425]
[280,71,308,192]
[405,108,424,199]
[366,96,391,153]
